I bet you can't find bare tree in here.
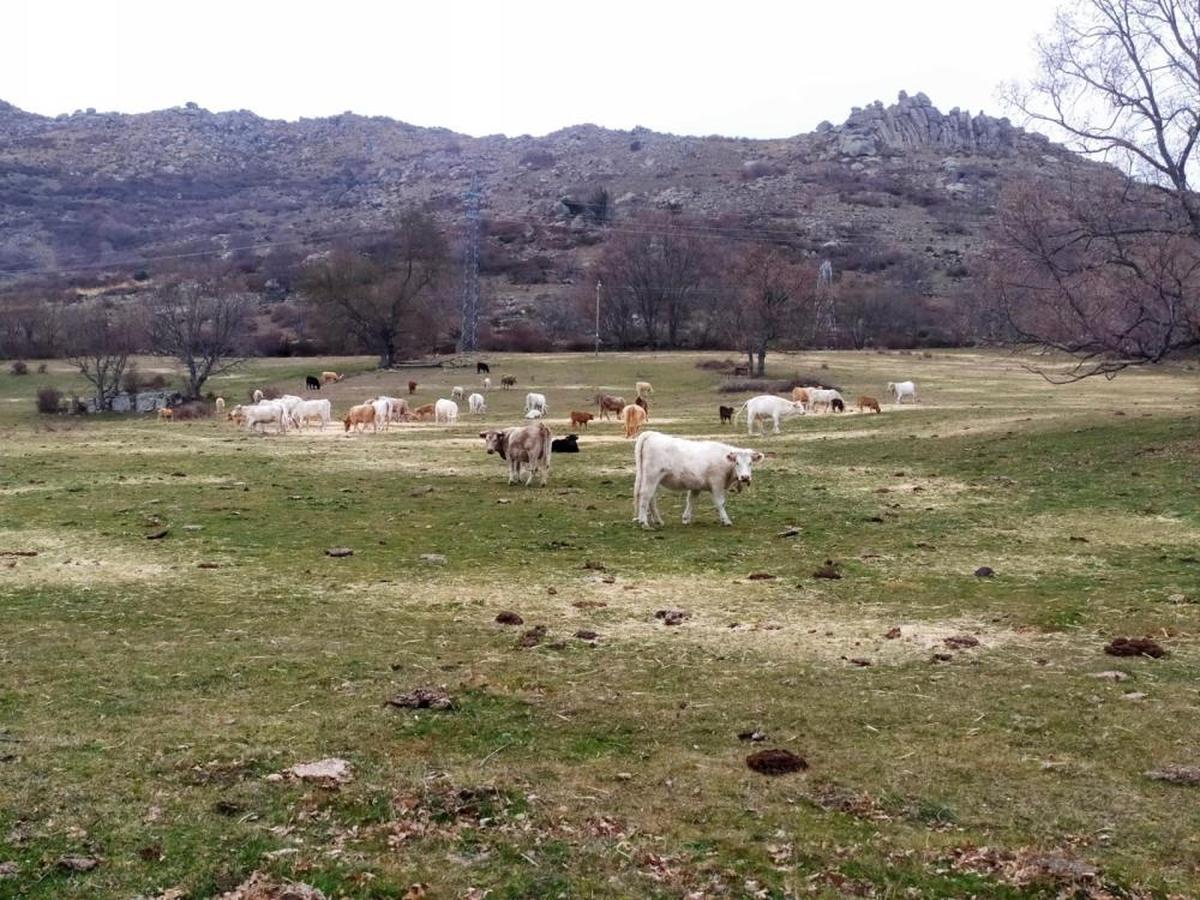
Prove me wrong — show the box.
[64,302,135,411]
[725,246,816,375]
[147,281,253,398]
[997,0,1200,377]
[303,210,448,367]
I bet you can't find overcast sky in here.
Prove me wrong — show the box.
[4,1,1060,138]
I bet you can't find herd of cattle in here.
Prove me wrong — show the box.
[160,365,919,528]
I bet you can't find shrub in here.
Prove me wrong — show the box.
[36,363,47,374]
[696,358,738,371]
[718,375,840,394]
[170,401,212,421]
[9,360,28,376]
[145,373,169,390]
[122,363,143,394]
[35,386,63,414]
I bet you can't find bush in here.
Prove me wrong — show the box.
[718,375,841,394]
[170,401,212,421]
[36,363,46,374]
[696,358,738,371]
[122,363,143,394]
[35,386,63,414]
[9,360,28,376]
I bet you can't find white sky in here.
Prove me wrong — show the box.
[3,0,1060,138]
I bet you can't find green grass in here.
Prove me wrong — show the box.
[1,349,1198,898]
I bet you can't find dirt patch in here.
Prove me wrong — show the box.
[746,749,808,775]
[387,688,453,710]
[1105,637,1166,658]
[0,528,173,586]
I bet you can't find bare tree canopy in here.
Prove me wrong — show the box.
[147,281,253,398]
[725,246,816,375]
[64,302,137,411]
[302,209,448,367]
[996,0,1200,378]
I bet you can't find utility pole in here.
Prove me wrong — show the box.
[457,175,482,353]
[594,279,602,356]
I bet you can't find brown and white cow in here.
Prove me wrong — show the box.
[597,393,626,420]
[479,421,552,486]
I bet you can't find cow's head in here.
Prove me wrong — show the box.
[791,401,807,414]
[725,449,764,485]
[480,430,508,459]
[887,382,895,392]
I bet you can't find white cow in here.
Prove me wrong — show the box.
[888,380,917,405]
[451,386,465,401]
[435,398,459,424]
[524,392,548,415]
[237,401,287,434]
[633,431,763,528]
[806,388,844,413]
[291,398,332,430]
[468,392,486,414]
[732,395,806,435]
[252,389,264,403]
[371,397,392,431]
[379,396,409,422]
[482,376,492,391]
[524,408,544,419]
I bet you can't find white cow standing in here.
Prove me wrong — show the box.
[468,392,487,414]
[435,398,459,424]
[888,380,918,405]
[291,398,332,430]
[633,430,763,528]
[732,395,806,435]
[524,392,548,416]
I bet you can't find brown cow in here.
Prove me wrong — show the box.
[791,387,810,407]
[157,407,173,422]
[501,375,517,389]
[858,395,882,414]
[634,395,649,416]
[621,403,647,438]
[719,405,734,424]
[343,403,376,433]
[596,393,626,420]
[570,410,594,429]
[321,371,344,384]
[479,421,552,486]
[411,403,435,421]
[408,380,418,395]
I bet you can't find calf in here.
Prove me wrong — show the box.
[305,375,321,391]
[719,405,734,424]
[570,410,594,429]
[411,403,435,421]
[551,433,579,453]
[633,431,763,528]
[858,395,882,413]
[791,386,810,408]
[831,397,845,413]
[888,380,917,405]
[468,392,486,414]
[477,361,490,374]
[621,403,647,438]
[482,376,492,391]
[157,407,173,422]
[408,380,418,395]
[480,421,552,486]
[321,371,344,384]
[596,393,625,420]
[451,386,465,401]
[636,381,654,397]
[733,395,806,435]
[435,398,459,424]
[635,395,649,415]
[501,375,517,389]
[215,397,225,414]
[343,403,376,433]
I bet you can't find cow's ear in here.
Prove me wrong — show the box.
[751,451,764,462]
[479,431,488,439]
[725,452,737,463]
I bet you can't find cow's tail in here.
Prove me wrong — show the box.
[732,400,750,426]
[539,423,552,479]
[632,430,648,522]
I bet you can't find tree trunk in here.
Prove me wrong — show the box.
[755,344,767,377]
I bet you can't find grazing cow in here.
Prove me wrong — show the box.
[477,361,490,374]
[468,392,486,414]
[157,407,173,422]
[411,403,435,421]
[408,380,418,395]
[321,371,344,384]
[888,380,917,404]
[525,408,544,419]
[621,403,647,438]
[551,434,579,453]
[570,410,594,429]
[435,398,459,424]
[733,395,806,435]
[632,430,763,528]
[381,396,410,422]
[858,395,882,413]
[596,393,625,420]
[252,389,264,403]
[215,397,225,414]
[636,381,654,398]
[634,395,649,415]
[524,392,548,416]
[238,401,288,434]
[831,397,845,413]
[343,403,376,433]
[719,405,734,424]
[292,398,332,430]
[479,422,552,486]
[791,387,810,408]
[305,375,321,391]
[451,386,465,401]
[806,388,844,414]
[501,375,517,389]
[372,397,392,431]
[482,376,492,391]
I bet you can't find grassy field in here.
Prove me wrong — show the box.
[1,349,1198,899]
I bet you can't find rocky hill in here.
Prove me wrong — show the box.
[0,91,1079,329]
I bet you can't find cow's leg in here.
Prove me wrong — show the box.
[508,460,518,485]
[681,490,695,525]
[772,413,781,434]
[712,487,733,526]
[650,490,664,526]
[747,413,755,436]
[632,461,643,522]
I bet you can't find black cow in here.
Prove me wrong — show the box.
[831,397,844,413]
[476,361,490,374]
[305,375,321,391]
[719,405,734,424]
[550,434,579,453]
